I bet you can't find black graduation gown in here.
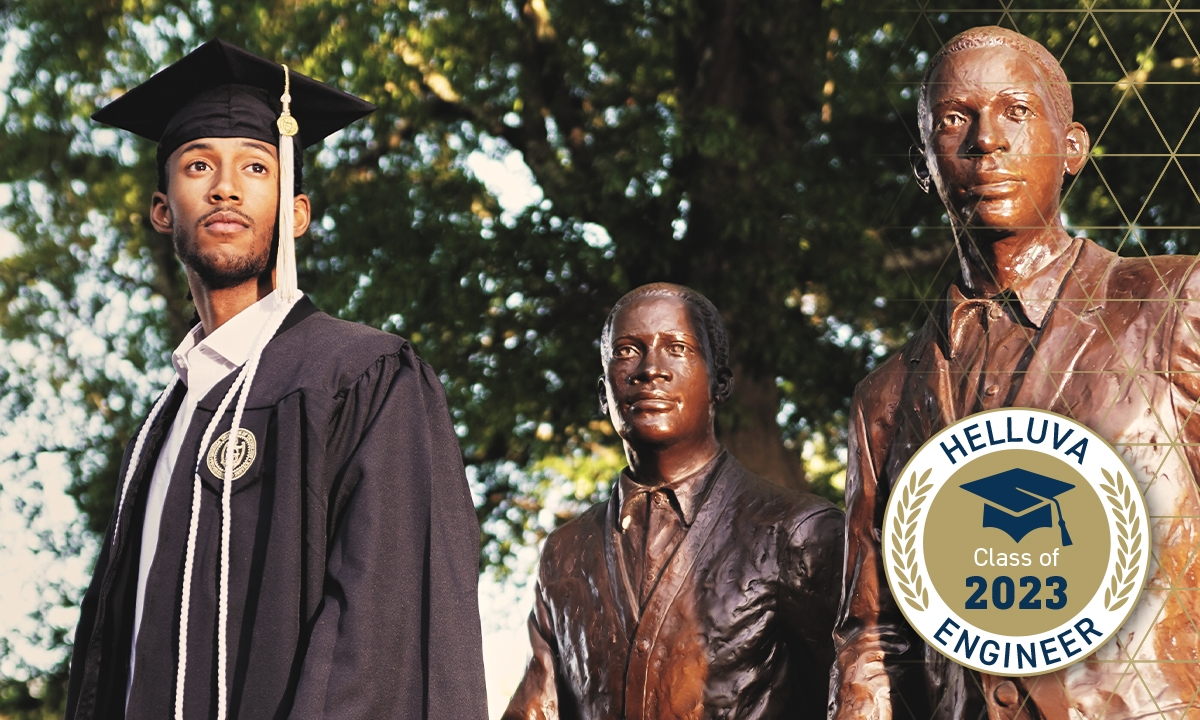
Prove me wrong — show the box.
[65,298,488,720]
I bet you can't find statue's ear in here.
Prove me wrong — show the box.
[597,376,609,416]
[910,144,932,194]
[1064,122,1090,176]
[712,366,734,405]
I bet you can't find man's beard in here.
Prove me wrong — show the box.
[173,212,275,290]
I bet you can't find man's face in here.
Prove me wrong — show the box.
[151,136,280,289]
[602,295,716,449]
[920,45,1086,233]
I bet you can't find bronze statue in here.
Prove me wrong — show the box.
[503,283,844,720]
[830,26,1200,720]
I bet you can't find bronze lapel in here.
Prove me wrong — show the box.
[604,488,639,642]
[1011,243,1108,412]
[621,456,740,720]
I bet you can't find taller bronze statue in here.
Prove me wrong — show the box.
[830,26,1200,720]
[504,283,844,720]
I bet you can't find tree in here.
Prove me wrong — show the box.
[2,0,1198,715]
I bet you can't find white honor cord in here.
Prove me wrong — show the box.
[174,293,301,720]
[112,377,180,548]
[174,367,247,720]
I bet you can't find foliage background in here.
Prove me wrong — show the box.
[1,0,1197,715]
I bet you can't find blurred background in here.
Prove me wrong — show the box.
[1,0,1197,716]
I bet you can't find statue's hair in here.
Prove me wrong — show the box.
[600,283,729,371]
[918,26,1073,142]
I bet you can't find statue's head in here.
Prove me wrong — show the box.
[913,26,1090,234]
[599,283,733,451]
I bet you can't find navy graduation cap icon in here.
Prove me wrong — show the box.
[960,468,1074,546]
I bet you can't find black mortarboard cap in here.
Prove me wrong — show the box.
[960,469,1075,546]
[91,38,375,157]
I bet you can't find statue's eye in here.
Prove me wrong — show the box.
[613,345,638,358]
[1006,103,1032,120]
[936,112,967,132]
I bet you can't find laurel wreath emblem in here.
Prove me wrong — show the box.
[1099,469,1142,612]
[889,468,934,612]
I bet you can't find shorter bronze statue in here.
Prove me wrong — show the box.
[504,283,843,720]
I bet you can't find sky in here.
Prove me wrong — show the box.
[465,144,549,710]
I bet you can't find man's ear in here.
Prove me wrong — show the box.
[597,376,609,416]
[910,144,932,194]
[712,366,734,405]
[292,192,312,238]
[1064,122,1090,176]
[150,192,172,235]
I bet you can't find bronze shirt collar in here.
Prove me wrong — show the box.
[617,449,727,529]
[926,237,1084,362]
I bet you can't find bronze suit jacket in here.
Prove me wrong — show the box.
[831,239,1200,720]
[504,454,844,720]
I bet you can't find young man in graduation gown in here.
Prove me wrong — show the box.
[64,40,488,720]
[830,26,1200,720]
[503,283,844,720]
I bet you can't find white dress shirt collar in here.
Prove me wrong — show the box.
[172,290,287,391]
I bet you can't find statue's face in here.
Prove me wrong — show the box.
[602,295,715,449]
[923,45,1077,233]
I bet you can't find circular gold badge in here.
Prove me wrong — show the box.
[206,428,257,481]
[276,115,299,137]
[883,408,1150,676]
